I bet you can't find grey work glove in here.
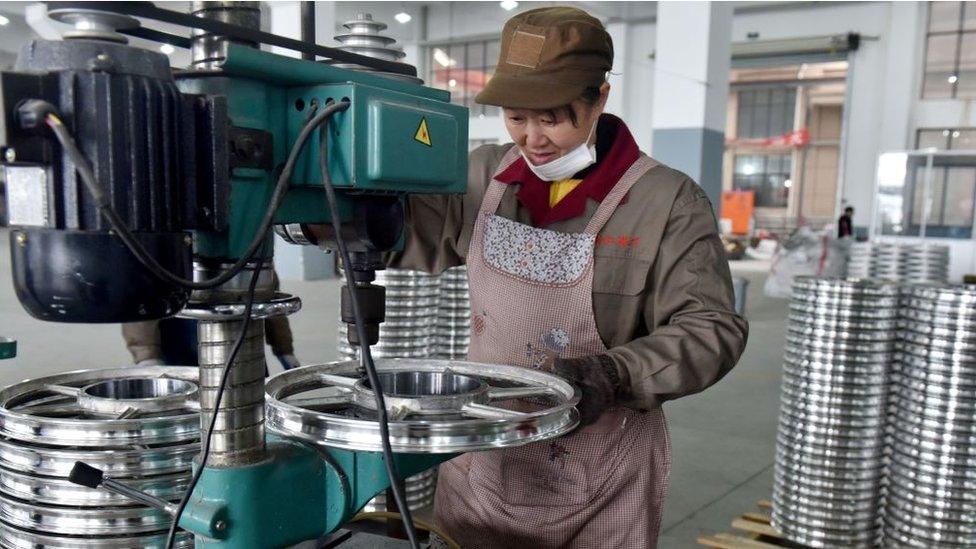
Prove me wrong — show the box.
[276,353,300,371]
[553,355,621,426]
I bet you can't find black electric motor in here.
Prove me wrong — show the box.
[0,39,219,322]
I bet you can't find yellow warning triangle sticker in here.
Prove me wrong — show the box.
[414,118,432,147]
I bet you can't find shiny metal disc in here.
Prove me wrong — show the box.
[773,491,879,520]
[786,332,895,353]
[771,509,878,548]
[792,276,899,296]
[883,521,975,548]
[787,323,896,342]
[882,507,976,541]
[788,313,900,332]
[789,301,900,319]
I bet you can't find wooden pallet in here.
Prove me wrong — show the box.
[697,500,806,549]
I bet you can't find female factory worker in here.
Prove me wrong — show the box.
[394,7,748,548]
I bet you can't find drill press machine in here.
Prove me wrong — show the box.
[0,3,580,547]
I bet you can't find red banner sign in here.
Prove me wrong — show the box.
[726,129,810,148]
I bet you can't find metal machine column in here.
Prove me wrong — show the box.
[191,0,261,70]
[198,317,267,466]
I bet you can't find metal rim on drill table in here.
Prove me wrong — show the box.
[0,522,194,548]
[0,367,200,447]
[266,358,580,453]
[178,292,302,320]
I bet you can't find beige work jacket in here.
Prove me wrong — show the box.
[393,143,749,409]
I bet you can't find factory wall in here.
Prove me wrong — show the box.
[732,2,917,233]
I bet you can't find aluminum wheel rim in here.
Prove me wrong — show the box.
[266,359,580,453]
[0,367,199,447]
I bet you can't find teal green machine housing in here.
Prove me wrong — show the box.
[170,46,467,547]
[177,44,468,259]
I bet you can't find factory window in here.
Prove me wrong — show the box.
[426,39,501,117]
[735,89,797,139]
[729,88,797,208]
[917,128,976,151]
[895,130,976,238]
[732,154,793,208]
[922,1,976,99]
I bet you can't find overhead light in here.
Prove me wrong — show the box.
[0,14,9,26]
[783,179,793,188]
[394,12,412,24]
[160,44,175,55]
[948,74,959,84]
[448,79,457,88]
[741,164,756,176]
[433,48,456,68]
[500,0,518,11]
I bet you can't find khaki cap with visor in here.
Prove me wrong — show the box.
[475,7,613,110]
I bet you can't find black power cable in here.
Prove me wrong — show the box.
[41,101,349,290]
[317,104,420,549]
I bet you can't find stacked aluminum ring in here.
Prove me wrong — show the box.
[871,243,904,282]
[900,244,949,284]
[361,467,437,513]
[337,269,439,360]
[861,242,950,284]
[773,277,899,548]
[435,266,471,360]
[0,367,198,547]
[846,241,873,279]
[882,285,976,547]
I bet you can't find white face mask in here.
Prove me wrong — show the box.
[521,118,599,182]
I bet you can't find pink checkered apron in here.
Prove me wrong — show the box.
[434,148,672,548]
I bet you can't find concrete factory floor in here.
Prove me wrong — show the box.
[0,229,787,547]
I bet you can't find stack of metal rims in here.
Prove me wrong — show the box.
[900,244,950,284]
[846,241,873,279]
[773,277,899,548]
[882,285,976,547]
[871,242,904,282]
[0,367,198,548]
[362,467,437,513]
[337,268,439,360]
[863,242,950,284]
[435,266,471,360]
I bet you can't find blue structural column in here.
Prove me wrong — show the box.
[651,2,732,213]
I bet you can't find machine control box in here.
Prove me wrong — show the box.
[288,83,468,194]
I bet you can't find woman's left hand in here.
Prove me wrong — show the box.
[553,355,620,426]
